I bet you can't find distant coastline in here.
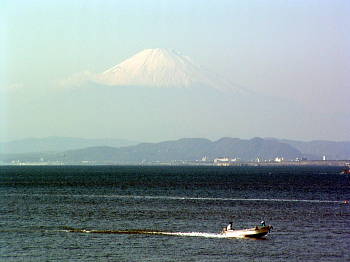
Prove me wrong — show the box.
[1,137,349,166]
[2,160,349,167]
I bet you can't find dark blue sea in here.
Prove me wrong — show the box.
[1,166,349,261]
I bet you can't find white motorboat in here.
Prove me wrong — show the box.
[221,225,273,238]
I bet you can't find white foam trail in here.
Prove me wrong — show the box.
[63,228,246,238]
[119,195,343,204]
[2,193,345,204]
[160,232,233,239]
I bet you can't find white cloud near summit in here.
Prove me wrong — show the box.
[59,71,97,88]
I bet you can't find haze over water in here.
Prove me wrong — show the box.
[1,0,350,142]
[1,166,349,261]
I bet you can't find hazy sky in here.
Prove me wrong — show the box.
[1,0,349,142]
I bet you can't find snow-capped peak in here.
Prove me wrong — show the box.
[94,48,243,92]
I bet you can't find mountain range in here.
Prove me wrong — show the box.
[1,137,349,164]
[3,48,349,162]
[5,48,349,152]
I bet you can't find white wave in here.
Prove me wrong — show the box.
[2,193,345,204]
[119,195,343,204]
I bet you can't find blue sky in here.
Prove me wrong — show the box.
[1,0,349,142]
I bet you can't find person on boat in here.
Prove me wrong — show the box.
[260,221,265,227]
[226,222,233,231]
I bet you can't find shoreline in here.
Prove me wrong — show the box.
[1,160,349,167]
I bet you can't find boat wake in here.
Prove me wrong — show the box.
[63,227,239,239]
[159,232,228,238]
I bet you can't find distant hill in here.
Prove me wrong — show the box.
[0,137,302,164]
[1,137,349,164]
[280,139,350,160]
[0,137,138,154]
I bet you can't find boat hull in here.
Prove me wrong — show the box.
[221,226,272,238]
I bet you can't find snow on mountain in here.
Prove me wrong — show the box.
[94,48,243,92]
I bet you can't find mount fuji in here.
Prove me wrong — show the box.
[50,48,311,141]
[94,48,244,93]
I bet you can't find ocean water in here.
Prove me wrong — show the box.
[0,165,349,261]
